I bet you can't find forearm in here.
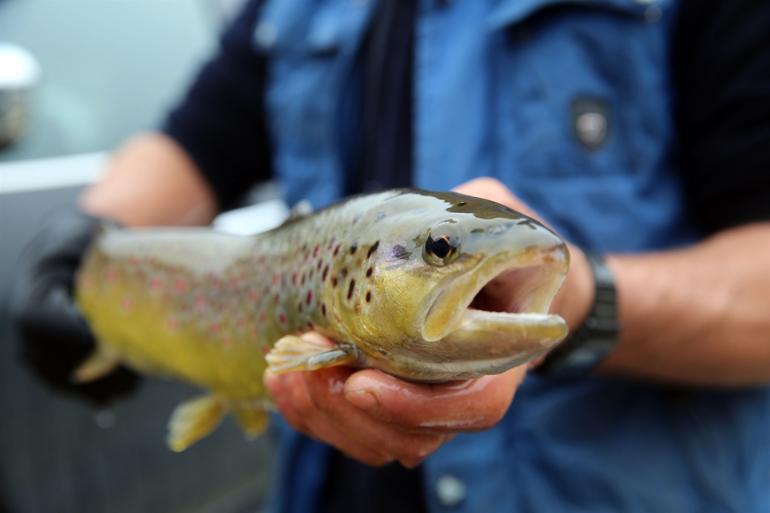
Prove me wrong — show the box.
[598,223,770,386]
[80,133,218,227]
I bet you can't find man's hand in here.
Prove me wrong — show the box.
[265,333,526,468]
[265,177,591,467]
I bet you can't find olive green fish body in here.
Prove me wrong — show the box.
[75,190,569,450]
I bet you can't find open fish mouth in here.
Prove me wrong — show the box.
[419,243,569,377]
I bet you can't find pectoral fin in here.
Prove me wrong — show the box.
[233,406,269,439]
[71,346,121,383]
[266,336,358,374]
[167,395,225,452]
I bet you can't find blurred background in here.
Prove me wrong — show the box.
[0,1,277,512]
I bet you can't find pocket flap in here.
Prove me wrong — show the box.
[487,0,666,31]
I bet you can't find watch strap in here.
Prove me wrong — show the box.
[536,253,620,378]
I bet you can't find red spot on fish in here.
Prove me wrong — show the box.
[259,312,267,322]
[121,298,134,310]
[166,317,179,330]
[211,322,221,333]
[195,295,206,307]
[150,277,163,290]
[291,272,297,285]
[174,278,189,293]
[248,289,259,300]
[333,244,341,257]
[272,273,280,286]
[127,257,139,266]
[332,276,338,287]
[261,345,271,354]
[313,245,320,258]
[306,290,313,305]
[354,303,361,315]
[105,268,119,283]
[222,334,233,348]
[279,313,287,324]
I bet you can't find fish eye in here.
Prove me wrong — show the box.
[423,230,460,266]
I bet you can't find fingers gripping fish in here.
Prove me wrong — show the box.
[74,190,569,451]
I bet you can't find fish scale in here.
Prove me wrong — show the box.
[74,189,569,451]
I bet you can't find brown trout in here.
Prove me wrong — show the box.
[74,190,569,451]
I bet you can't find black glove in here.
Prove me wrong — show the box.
[10,209,138,405]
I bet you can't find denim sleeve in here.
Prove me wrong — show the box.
[673,0,770,232]
[163,0,272,210]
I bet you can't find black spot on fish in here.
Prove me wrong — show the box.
[367,241,380,259]
[341,268,348,279]
[347,279,356,300]
[322,265,329,281]
[457,201,467,207]
[350,244,358,255]
[366,267,373,278]
[365,291,372,303]
[392,245,411,259]
[321,303,327,317]
[332,276,338,287]
[517,218,538,230]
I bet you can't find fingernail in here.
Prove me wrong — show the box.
[346,389,380,411]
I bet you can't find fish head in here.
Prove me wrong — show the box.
[355,190,569,381]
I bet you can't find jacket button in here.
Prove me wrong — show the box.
[436,475,466,507]
[255,21,277,49]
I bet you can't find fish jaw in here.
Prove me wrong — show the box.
[395,241,569,382]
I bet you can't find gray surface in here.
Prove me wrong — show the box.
[0,0,217,162]
[0,186,274,513]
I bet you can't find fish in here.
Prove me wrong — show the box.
[74,189,569,451]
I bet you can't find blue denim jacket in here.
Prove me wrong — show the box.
[254,0,770,511]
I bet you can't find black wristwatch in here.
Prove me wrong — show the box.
[536,253,620,378]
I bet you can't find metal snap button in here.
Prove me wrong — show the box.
[436,474,466,507]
